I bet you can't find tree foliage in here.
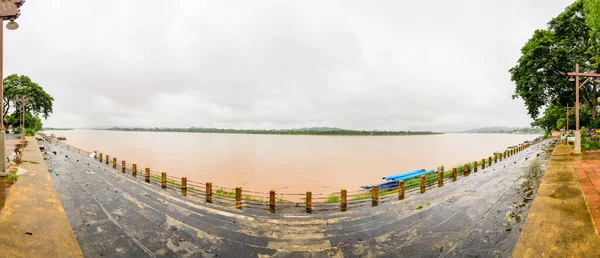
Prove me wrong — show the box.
[584,0,600,68]
[2,74,54,131]
[509,0,600,119]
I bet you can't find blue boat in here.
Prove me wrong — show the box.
[383,169,427,181]
[362,169,436,190]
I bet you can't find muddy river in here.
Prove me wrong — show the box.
[43,130,539,195]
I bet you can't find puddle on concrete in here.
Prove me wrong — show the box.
[0,178,13,213]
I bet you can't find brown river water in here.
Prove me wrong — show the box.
[44,130,539,195]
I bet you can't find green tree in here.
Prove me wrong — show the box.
[584,0,600,68]
[510,1,599,121]
[2,74,53,131]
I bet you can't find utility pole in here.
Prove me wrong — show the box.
[568,64,600,154]
[12,98,26,142]
[0,0,25,174]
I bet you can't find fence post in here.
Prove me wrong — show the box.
[161,172,167,188]
[113,157,117,169]
[481,158,485,169]
[206,182,213,203]
[398,180,405,200]
[341,189,347,212]
[488,157,492,166]
[420,175,426,193]
[145,168,150,183]
[99,153,103,162]
[452,167,457,182]
[122,160,126,173]
[438,171,444,187]
[236,187,242,210]
[181,177,187,190]
[474,161,478,172]
[372,185,379,207]
[132,164,137,177]
[464,164,470,176]
[494,155,497,164]
[269,190,276,214]
[106,155,109,165]
[306,191,312,214]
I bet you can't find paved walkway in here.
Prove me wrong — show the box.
[574,150,600,233]
[513,143,600,257]
[0,137,83,257]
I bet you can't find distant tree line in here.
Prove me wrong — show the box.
[42,127,74,131]
[106,127,443,136]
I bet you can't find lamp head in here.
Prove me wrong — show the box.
[569,77,575,82]
[6,20,18,30]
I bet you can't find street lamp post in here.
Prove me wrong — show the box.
[0,0,24,174]
[568,63,600,154]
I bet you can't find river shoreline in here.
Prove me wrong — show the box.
[41,135,554,256]
[42,130,541,198]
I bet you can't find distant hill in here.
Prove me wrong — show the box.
[105,127,443,136]
[461,127,543,134]
[295,127,344,132]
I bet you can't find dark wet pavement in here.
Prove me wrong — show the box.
[0,133,20,214]
[42,140,554,257]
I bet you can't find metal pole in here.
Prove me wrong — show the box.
[21,101,23,140]
[575,64,582,154]
[0,20,5,172]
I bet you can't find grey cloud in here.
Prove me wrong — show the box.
[3,0,575,131]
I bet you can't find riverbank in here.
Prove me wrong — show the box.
[513,143,600,257]
[42,130,540,196]
[0,137,83,257]
[42,136,552,257]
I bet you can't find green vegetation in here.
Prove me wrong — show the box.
[510,0,600,135]
[325,194,340,203]
[106,127,442,136]
[3,74,53,133]
[42,127,73,131]
[7,167,18,181]
[461,127,544,134]
[214,187,235,198]
[351,192,371,200]
[581,127,600,150]
[151,175,182,186]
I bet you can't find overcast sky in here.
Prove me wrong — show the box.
[4,0,574,131]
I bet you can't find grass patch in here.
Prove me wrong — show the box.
[7,167,18,181]
[325,194,340,203]
[215,188,236,198]
[150,175,182,186]
[352,192,372,200]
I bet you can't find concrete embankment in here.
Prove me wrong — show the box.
[513,143,600,257]
[42,137,553,257]
[0,137,83,257]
